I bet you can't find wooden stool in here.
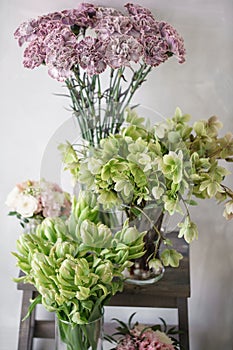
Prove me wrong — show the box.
[17,233,190,349]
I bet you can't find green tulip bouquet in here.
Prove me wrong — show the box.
[13,191,146,350]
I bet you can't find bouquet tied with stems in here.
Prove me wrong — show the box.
[13,190,146,350]
[14,2,185,146]
[6,179,71,229]
[106,312,180,350]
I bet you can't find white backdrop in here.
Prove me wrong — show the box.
[0,1,233,349]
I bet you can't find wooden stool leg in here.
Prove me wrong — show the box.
[18,290,36,350]
[177,298,189,350]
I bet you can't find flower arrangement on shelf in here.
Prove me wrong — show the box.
[6,179,71,228]
[13,0,233,274]
[14,2,185,145]
[13,191,146,350]
[60,106,233,279]
[11,1,233,348]
[106,313,180,350]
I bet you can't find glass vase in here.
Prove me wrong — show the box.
[55,315,104,350]
[22,218,42,234]
[123,207,165,285]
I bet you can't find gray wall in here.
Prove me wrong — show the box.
[1,1,232,349]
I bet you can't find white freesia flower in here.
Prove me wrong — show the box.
[5,186,21,209]
[15,194,38,218]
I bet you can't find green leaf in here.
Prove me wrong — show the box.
[178,217,198,243]
[8,211,17,216]
[22,294,42,321]
[160,249,183,267]
[193,121,206,136]
[125,108,145,126]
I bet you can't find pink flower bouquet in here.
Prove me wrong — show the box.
[6,179,71,227]
[107,313,180,350]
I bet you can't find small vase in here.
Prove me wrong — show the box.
[124,229,165,285]
[124,208,165,285]
[55,315,104,350]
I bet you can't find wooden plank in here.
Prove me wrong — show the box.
[17,290,35,350]
[177,298,190,349]
[34,320,55,339]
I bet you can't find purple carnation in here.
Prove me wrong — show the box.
[95,6,123,19]
[76,37,107,76]
[125,3,155,17]
[159,22,186,63]
[14,5,97,48]
[105,35,143,69]
[14,3,186,79]
[44,27,78,81]
[23,38,46,69]
[142,35,170,66]
[14,19,38,46]
[40,12,63,22]
[95,15,132,40]
[125,3,158,38]
[61,3,97,27]
[130,13,158,37]
[35,21,66,41]
[14,14,65,47]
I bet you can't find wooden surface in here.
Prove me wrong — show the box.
[109,233,190,307]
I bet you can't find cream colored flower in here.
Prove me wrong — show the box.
[15,194,38,218]
[5,186,21,209]
[223,200,233,220]
[155,330,173,344]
